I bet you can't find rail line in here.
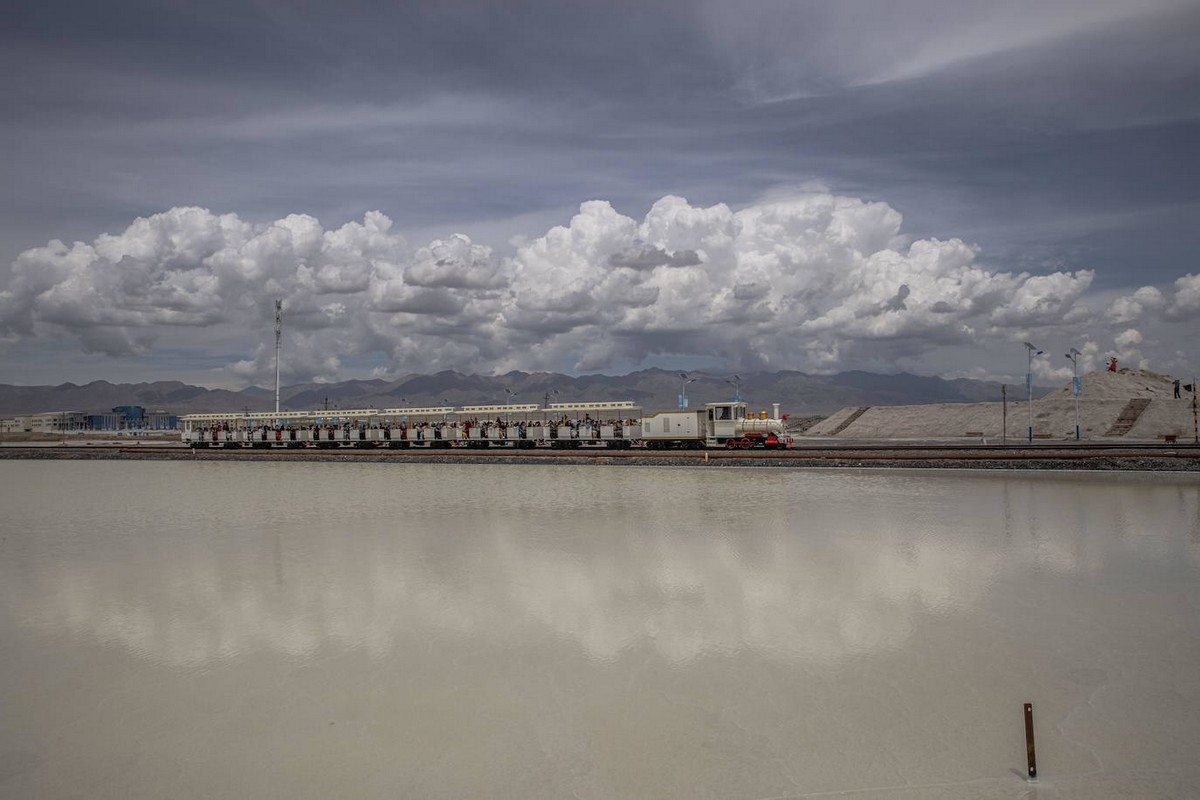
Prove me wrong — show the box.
[4,441,1199,468]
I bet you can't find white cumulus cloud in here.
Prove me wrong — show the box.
[2,190,1196,383]
[1105,285,1166,324]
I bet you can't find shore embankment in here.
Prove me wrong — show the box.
[2,441,1198,470]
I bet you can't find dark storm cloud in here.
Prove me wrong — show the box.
[0,0,729,267]
[2,0,1199,385]
[883,285,910,313]
[609,245,703,270]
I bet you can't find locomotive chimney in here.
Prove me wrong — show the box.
[772,403,780,420]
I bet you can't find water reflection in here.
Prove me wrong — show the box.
[2,463,1197,669]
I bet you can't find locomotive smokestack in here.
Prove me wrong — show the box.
[772,403,780,420]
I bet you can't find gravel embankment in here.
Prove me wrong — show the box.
[2,445,1197,471]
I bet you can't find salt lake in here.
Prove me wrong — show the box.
[1,460,1198,798]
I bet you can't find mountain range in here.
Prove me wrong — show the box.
[0,369,1052,417]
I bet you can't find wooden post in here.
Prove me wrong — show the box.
[1024,702,1038,781]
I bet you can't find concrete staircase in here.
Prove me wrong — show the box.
[1104,398,1152,436]
[829,406,871,435]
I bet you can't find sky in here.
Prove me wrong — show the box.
[2,0,1199,389]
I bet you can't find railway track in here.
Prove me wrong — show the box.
[3,441,1199,469]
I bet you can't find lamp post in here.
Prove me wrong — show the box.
[1024,342,1043,443]
[1065,347,1081,441]
[678,372,696,409]
[504,389,518,424]
[726,374,742,403]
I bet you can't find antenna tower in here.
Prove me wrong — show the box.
[274,299,283,414]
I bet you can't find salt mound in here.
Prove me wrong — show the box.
[807,368,1198,441]
[1051,368,1178,402]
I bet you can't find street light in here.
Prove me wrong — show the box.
[1024,342,1043,443]
[726,374,742,403]
[678,372,697,409]
[503,389,518,423]
[1065,348,1082,441]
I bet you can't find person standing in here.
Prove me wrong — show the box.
[1175,379,1182,399]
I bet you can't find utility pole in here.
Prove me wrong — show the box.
[273,299,283,415]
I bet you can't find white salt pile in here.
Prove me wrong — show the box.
[806,369,1199,441]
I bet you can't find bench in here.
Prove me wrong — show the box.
[1162,434,1178,444]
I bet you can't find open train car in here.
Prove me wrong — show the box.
[180,401,644,450]
[453,402,642,449]
[180,398,791,450]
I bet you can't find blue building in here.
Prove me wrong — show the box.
[83,407,179,431]
[113,406,146,426]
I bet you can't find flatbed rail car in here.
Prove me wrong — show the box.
[180,400,792,450]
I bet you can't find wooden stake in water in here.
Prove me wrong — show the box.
[1024,702,1038,781]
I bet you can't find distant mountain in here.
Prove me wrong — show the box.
[0,369,1051,416]
[0,380,253,415]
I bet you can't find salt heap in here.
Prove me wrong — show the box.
[806,369,1198,441]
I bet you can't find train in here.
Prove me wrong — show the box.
[180,399,793,451]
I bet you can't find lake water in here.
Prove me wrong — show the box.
[1,461,1198,799]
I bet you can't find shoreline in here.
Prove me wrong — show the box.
[2,443,1198,471]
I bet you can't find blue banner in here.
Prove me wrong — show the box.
[1072,376,1081,397]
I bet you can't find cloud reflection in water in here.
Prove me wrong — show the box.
[2,463,1197,670]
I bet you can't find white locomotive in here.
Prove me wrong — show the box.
[640,402,792,449]
[180,399,792,451]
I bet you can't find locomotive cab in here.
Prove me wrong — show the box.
[706,402,746,442]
